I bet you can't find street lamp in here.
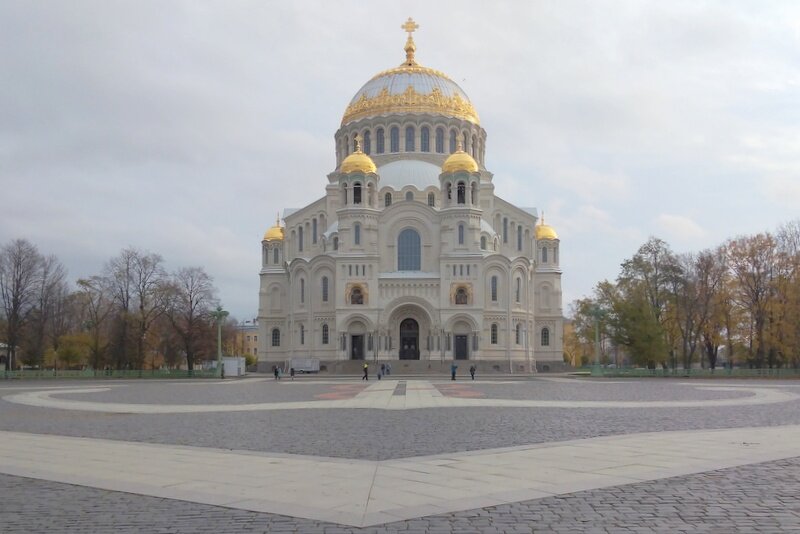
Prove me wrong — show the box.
[210,305,229,378]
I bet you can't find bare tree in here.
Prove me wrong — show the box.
[76,276,114,369]
[105,248,137,369]
[0,239,43,370]
[165,267,217,371]
[26,254,67,367]
[131,251,167,368]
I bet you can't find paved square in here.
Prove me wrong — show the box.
[2,376,800,532]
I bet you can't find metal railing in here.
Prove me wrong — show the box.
[2,369,219,380]
[587,366,800,378]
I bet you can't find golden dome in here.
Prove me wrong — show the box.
[535,213,558,240]
[263,215,284,242]
[340,136,377,174]
[442,143,479,174]
[341,19,479,126]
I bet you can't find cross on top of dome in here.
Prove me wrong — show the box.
[401,17,419,66]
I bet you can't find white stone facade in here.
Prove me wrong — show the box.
[258,33,563,372]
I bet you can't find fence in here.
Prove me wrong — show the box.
[2,369,219,380]
[589,366,800,378]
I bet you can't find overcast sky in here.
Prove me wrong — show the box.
[2,1,799,320]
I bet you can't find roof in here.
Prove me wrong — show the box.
[378,160,440,191]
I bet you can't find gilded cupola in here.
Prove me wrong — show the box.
[340,136,377,174]
[441,141,479,173]
[535,213,558,241]
[341,18,479,126]
[263,214,285,242]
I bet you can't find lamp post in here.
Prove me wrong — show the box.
[210,305,229,378]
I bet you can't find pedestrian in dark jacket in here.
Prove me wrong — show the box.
[469,365,476,380]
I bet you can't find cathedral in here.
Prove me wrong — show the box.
[258,20,563,372]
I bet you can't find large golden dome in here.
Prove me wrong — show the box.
[535,214,558,240]
[263,215,284,242]
[340,137,377,174]
[341,19,479,126]
[442,144,479,173]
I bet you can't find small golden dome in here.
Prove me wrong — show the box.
[535,213,558,240]
[263,214,284,242]
[442,142,479,174]
[340,136,377,174]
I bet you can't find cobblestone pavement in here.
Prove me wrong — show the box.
[3,377,800,531]
[2,456,799,533]
[2,378,800,460]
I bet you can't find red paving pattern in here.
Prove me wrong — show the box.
[314,384,367,400]
[435,383,485,398]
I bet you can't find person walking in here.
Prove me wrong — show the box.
[277,367,283,380]
[380,363,386,377]
[362,362,369,380]
[273,366,279,380]
[290,367,295,381]
[385,362,391,376]
[450,362,458,381]
[469,364,476,380]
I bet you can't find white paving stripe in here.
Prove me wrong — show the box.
[3,381,797,413]
[1,425,800,527]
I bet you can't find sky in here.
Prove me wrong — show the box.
[2,1,799,320]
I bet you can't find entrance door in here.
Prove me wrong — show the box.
[399,318,420,360]
[454,335,469,360]
[351,335,364,360]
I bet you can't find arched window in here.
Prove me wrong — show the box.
[458,223,465,245]
[385,192,392,207]
[405,191,413,201]
[436,127,445,153]
[517,225,522,251]
[333,237,338,250]
[516,323,522,345]
[353,134,358,152]
[322,324,329,345]
[457,182,466,204]
[515,278,521,303]
[398,228,421,271]
[390,127,400,152]
[353,183,362,204]
[350,287,364,305]
[503,218,508,243]
[462,132,468,152]
[271,328,280,347]
[300,324,305,345]
[298,227,304,251]
[273,248,279,264]
[455,287,468,305]
[405,126,415,151]
[541,327,550,346]
[449,129,457,153]
[446,183,452,201]
[300,278,305,304]
[491,275,498,302]
[376,128,385,153]
[427,193,435,207]
[480,236,487,250]
[542,247,548,263]
[363,130,371,154]
[354,223,361,245]
[420,126,430,152]
[312,218,317,244]
[490,324,498,344]
[321,276,329,302]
